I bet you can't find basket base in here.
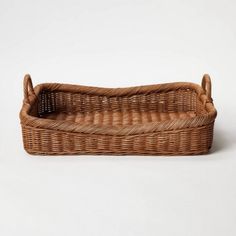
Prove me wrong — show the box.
[41,110,197,126]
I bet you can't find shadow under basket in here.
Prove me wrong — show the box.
[20,74,217,155]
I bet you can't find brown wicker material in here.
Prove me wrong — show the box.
[20,74,217,155]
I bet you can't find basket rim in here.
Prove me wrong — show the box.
[33,81,206,96]
[20,79,217,136]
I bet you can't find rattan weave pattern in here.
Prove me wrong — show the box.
[20,74,217,155]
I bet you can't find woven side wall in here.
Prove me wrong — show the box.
[22,122,214,155]
[37,89,202,116]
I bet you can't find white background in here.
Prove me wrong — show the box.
[0,0,236,235]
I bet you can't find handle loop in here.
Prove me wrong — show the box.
[201,74,212,102]
[23,74,36,104]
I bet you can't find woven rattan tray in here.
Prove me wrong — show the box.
[20,74,217,155]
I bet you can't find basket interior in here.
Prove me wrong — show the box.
[30,88,207,126]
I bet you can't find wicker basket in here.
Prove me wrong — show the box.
[20,74,217,155]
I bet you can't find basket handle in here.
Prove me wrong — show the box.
[201,74,212,102]
[24,74,36,104]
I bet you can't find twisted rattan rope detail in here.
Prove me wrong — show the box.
[23,74,212,102]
